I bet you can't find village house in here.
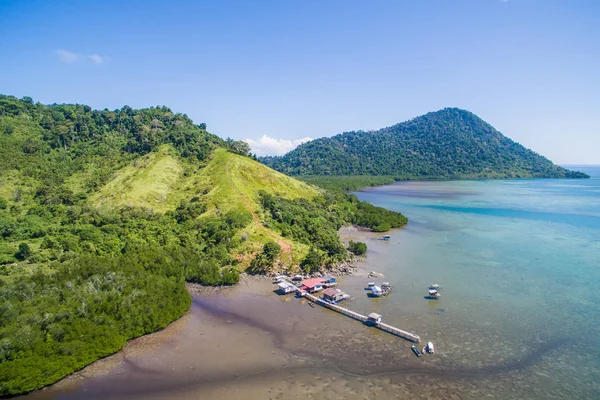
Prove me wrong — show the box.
[277,281,296,294]
[322,288,346,303]
[300,277,325,293]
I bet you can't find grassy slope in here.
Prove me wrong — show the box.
[91,147,320,267]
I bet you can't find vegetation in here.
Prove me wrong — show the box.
[0,95,407,395]
[262,108,590,179]
[348,240,367,256]
[259,189,406,269]
[299,175,399,191]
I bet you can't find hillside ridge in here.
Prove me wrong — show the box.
[262,108,589,180]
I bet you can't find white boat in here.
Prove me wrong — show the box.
[426,341,435,354]
[429,284,440,290]
[367,282,375,287]
[370,286,383,297]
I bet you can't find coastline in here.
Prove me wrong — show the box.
[15,224,386,399]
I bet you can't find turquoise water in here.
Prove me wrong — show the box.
[348,166,600,397]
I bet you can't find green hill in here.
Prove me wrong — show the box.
[0,95,407,396]
[262,108,589,180]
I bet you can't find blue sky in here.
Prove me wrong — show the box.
[1,0,598,163]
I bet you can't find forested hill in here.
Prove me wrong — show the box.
[262,108,589,179]
[0,95,407,396]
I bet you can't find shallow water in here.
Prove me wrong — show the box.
[21,167,600,399]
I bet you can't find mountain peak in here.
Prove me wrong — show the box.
[262,109,589,179]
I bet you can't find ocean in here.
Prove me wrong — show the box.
[348,166,600,398]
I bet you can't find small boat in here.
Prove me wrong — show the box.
[429,284,441,290]
[367,282,375,287]
[369,286,384,297]
[426,341,435,354]
[381,235,391,241]
[411,345,422,357]
[308,302,315,308]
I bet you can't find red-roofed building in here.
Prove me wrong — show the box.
[300,278,325,293]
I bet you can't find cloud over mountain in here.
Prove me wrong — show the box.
[245,135,313,156]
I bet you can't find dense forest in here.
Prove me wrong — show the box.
[0,95,407,395]
[262,108,589,179]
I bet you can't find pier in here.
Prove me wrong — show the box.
[298,290,421,343]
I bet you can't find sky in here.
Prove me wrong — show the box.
[0,0,598,163]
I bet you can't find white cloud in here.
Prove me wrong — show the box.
[56,49,79,63]
[88,54,104,64]
[56,50,106,64]
[244,135,313,156]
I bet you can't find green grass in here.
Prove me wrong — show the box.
[90,145,185,212]
[198,149,319,266]
[89,147,320,268]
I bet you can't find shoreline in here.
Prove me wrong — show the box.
[18,226,392,399]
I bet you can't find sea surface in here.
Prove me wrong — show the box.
[22,167,600,400]
[349,165,600,398]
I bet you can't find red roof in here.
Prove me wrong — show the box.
[301,278,325,288]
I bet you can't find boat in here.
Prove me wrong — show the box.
[369,286,384,297]
[429,284,441,290]
[411,345,422,357]
[367,282,375,287]
[426,289,440,300]
[381,235,391,241]
[425,341,435,354]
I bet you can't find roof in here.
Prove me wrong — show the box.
[368,313,382,319]
[323,288,342,297]
[278,281,295,289]
[301,278,325,288]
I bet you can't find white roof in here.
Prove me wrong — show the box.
[278,282,295,289]
[368,313,382,319]
[371,286,382,292]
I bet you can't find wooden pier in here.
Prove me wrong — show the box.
[299,290,421,343]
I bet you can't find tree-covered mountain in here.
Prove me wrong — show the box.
[262,108,589,179]
[0,95,406,396]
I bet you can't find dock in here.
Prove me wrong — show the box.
[298,289,421,343]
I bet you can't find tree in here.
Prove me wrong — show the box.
[262,241,281,262]
[16,243,32,260]
[348,240,367,255]
[226,138,250,156]
[301,247,323,274]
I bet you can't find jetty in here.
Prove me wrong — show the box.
[298,289,420,343]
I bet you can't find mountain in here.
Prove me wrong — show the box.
[262,108,589,179]
[0,95,406,395]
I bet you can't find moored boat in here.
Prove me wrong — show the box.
[425,341,435,354]
[411,345,422,357]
